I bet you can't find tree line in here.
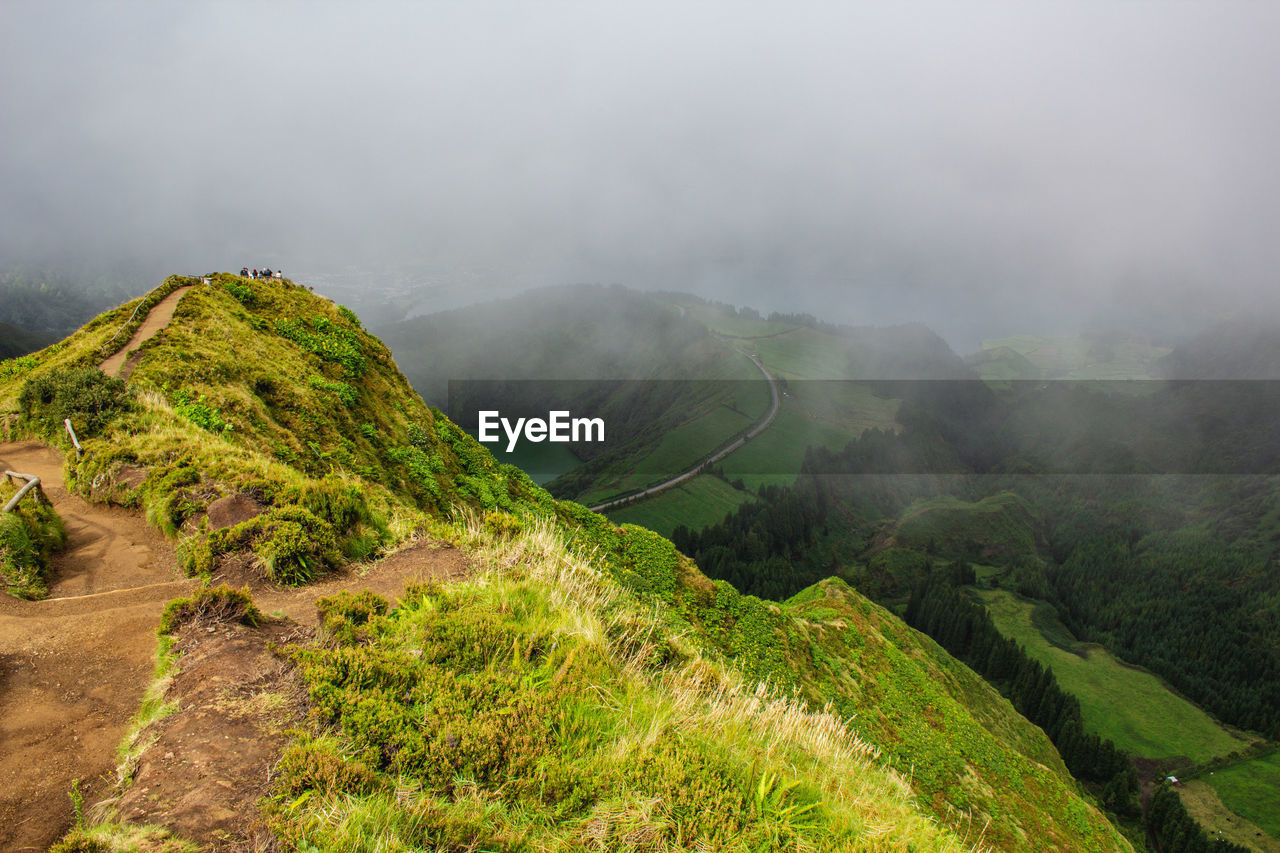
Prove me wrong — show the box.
[905,570,1137,805]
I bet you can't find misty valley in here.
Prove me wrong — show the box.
[377,284,1280,852]
[3,272,1279,851]
[5,4,1280,850]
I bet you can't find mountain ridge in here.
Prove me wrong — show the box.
[1,273,1132,851]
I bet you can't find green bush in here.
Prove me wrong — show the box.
[308,375,358,407]
[0,495,67,599]
[482,511,524,538]
[272,736,388,798]
[317,590,389,646]
[208,505,342,585]
[221,280,259,307]
[18,367,132,437]
[274,315,367,378]
[143,465,205,536]
[337,305,362,329]
[158,584,261,635]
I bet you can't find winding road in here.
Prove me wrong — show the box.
[590,351,780,512]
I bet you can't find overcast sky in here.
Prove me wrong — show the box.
[3,1,1277,347]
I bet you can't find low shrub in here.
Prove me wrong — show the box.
[18,367,132,437]
[205,505,342,585]
[171,389,233,434]
[272,736,389,798]
[158,584,262,635]
[316,590,389,646]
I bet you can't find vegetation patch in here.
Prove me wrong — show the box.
[18,366,132,438]
[0,354,39,381]
[158,584,262,635]
[170,388,233,434]
[977,588,1248,764]
[274,315,367,378]
[308,375,358,407]
[0,482,67,598]
[186,505,342,585]
[267,521,974,852]
[48,824,196,853]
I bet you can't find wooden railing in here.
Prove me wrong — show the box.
[2,471,47,514]
[64,419,83,457]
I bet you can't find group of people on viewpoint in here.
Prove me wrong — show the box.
[240,266,282,280]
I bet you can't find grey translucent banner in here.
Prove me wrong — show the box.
[447,379,1280,476]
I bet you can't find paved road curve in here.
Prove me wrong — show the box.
[590,351,780,512]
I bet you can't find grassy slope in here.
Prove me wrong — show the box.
[977,589,1250,763]
[264,524,973,852]
[973,335,1171,380]
[5,277,1131,851]
[607,474,755,537]
[893,492,1041,567]
[1200,750,1280,840]
[779,580,1128,852]
[0,320,56,359]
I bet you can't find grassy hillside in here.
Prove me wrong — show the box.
[2,275,1135,851]
[892,492,1041,569]
[3,274,553,586]
[1198,750,1280,840]
[969,333,1171,381]
[0,320,56,359]
[976,589,1251,763]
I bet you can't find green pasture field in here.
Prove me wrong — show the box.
[976,589,1251,763]
[575,392,767,506]
[1200,750,1280,841]
[754,327,854,379]
[605,474,756,537]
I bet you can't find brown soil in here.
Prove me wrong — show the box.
[205,494,265,531]
[0,440,193,853]
[110,540,469,849]
[111,620,311,850]
[0,438,473,850]
[98,286,193,379]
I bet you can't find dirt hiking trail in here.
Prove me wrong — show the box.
[98,285,193,379]
[2,285,470,849]
[0,440,469,850]
[1,441,190,851]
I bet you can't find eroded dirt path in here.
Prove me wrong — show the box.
[1,439,472,850]
[98,285,193,379]
[113,542,471,850]
[0,440,192,852]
